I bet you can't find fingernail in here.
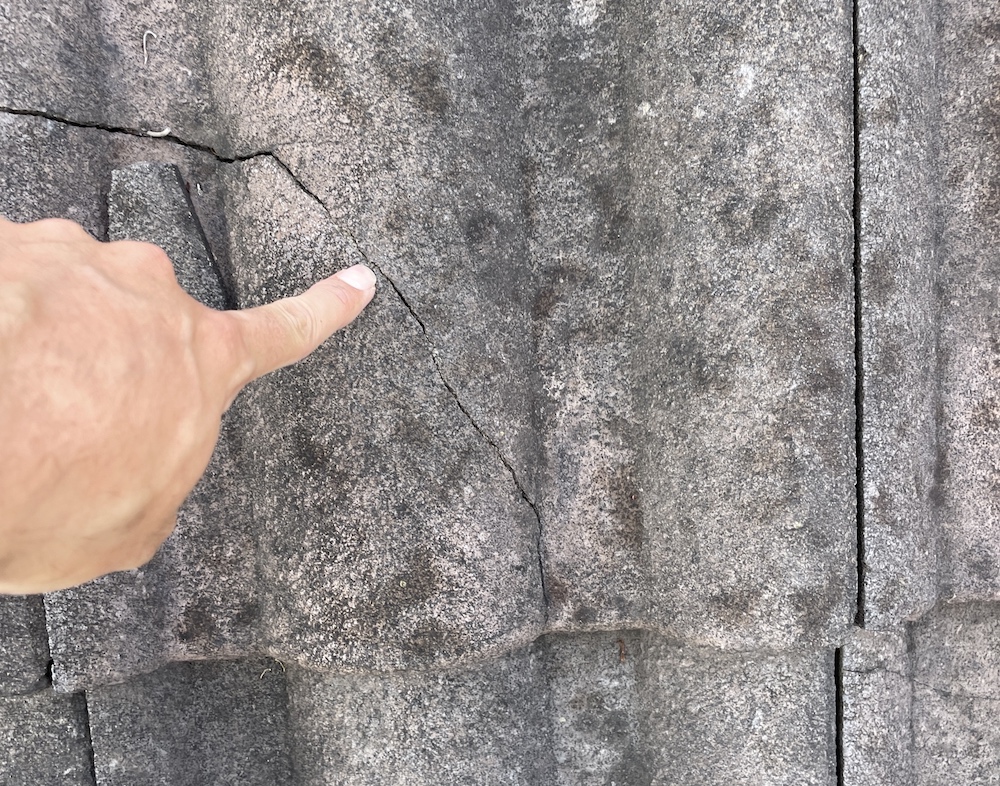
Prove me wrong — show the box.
[334,264,377,292]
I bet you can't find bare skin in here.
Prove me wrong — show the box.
[0,216,376,594]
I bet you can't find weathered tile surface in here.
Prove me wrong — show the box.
[5,0,1000,782]
[638,640,836,785]
[6,0,857,665]
[911,603,1000,785]
[44,150,546,685]
[933,0,1000,603]
[0,596,50,696]
[856,0,943,628]
[858,0,1000,625]
[0,689,94,786]
[288,631,835,785]
[220,155,547,673]
[87,659,292,786]
[841,604,1000,786]
[287,646,555,785]
[841,627,914,786]
[527,0,858,642]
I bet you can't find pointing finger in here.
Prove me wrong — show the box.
[222,264,376,387]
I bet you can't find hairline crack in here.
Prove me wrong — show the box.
[267,153,545,533]
[2,103,551,609]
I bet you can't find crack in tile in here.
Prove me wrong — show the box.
[911,678,1000,704]
[267,154,550,609]
[834,647,844,786]
[851,0,866,631]
[842,667,910,678]
[842,665,1000,703]
[78,691,98,784]
[0,105,530,496]
[1,102,552,612]
[0,104,271,163]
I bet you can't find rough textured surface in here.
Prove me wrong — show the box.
[287,644,555,785]
[858,0,1000,623]
[4,0,857,660]
[531,0,856,651]
[87,659,291,786]
[58,632,835,786]
[637,640,836,785]
[0,596,50,696]
[841,604,1000,786]
[856,0,942,628]
[841,627,913,786]
[290,633,835,786]
[911,603,1000,785]
[3,0,1000,781]
[0,689,94,786]
[221,155,547,673]
[933,0,1000,603]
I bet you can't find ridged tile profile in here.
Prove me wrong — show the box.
[0,0,999,782]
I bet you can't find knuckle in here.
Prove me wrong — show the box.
[276,300,320,349]
[121,522,175,571]
[31,217,90,240]
[117,546,157,573]
[207,311,256,387]
[109,240,176,278]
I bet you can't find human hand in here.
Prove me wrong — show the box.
[0,216,376,594]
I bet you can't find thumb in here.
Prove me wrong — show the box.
[223,264,376,385]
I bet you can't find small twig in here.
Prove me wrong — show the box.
[142,30,156,66]
[259,660,286,679]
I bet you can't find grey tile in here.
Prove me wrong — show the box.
[841,604,1000,786]
[0,689,94,786]
[933,0,1000,602]
[0,114,111,234]
[8,2,856,685]
[856,0,944,628]
[286,632,835,785]
[546,632,650,785]
[87,659,292,786]
[0,596,50,696]
[841,627,914,786]
[912,603,1000,785]
[220,155,547,673]
[287,648,555,785]
[527,0,856,649]
[636,639,836,786]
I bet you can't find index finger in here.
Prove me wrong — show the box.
[221,264,376,386]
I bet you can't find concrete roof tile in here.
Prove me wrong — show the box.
[76,632,834,785]
[855,0,943,628]
[841,627,914,786]
[87,658,292,786]
[0,689,94,786]
[911,603,1000,784]
[16,0,856,679]
[0,597,50,696]
[858,0,1000,624]
[3,0,1000,780]
[930,0,1000,604]
[842,603,1000,786]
